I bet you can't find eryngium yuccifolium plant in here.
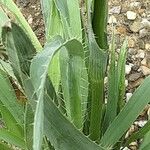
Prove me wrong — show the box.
[0,0,150,150]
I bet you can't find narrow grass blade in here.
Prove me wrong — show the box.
[117,39,128,111]
[0,129,26,149]
[140,130,150,150]
[100,76,150,148]
[102,30,118,133]
[0,0,42,51]
[124,120,150,147]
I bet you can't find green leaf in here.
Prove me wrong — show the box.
[117,39,128,111]
[140,134,150,150]
[124,120,150,147]
[102,30,118,133]
[0,70,24,127]
[0,0,42,51]
[100,76,150,148]
[0,129,26,149]
[0,141,13,150]
[2,22,36,86]
[31,36,88,149]
[24,103,34,150]
[44,94,105,150]
[92,0,108,49]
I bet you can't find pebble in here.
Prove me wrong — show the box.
[128,37,136,48]
[126,93,133,102]
[126,11,137,20]
[145,43,150,50]
[141,19,150,29]
[130,2,141,8]
[135,50,145,59]
[141,58,147,66]
[125,80,128,87]
[125,64,133,75]
[129,73,141,81]
[109,6,121,14]
[130,21,142,33]
[134,120,147,127]
[108,15,117,24]
[140,66,150,76]
[139,28,149,38]
[128,48,137,55]
[121,147,130,150]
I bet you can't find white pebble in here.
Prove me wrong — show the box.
[125,64,133,75]
[140,66,150,76]
[134,120,147,127]
[126,93,133,102]
[135,50,145,59]
[127,11,137,20]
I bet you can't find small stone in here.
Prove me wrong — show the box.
[126,93,133,102]
[128,48,137,55]
[134,120,147,127]
[135,50,145,59]
[140,66,150,76]
[138,40,145,49]
[141,58,147,66]
[128,37,136,48]
[27,15,33,24]
[109,6,121,14]
[125,80,128,87]
[126,11,137,20]
[130,21,142,33]
[130,78,144,88]
[125,64,133,75]
[129,73,141,81]
[139,28,149,38]
[130,2,141,8]
[141,19,150,29]
[145,43,150,50]
[122,147,130,150]
[116,26,127,35]
[108,15,117,24]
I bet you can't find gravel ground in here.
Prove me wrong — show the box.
[8,0,150,150]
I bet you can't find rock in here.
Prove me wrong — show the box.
[116,26,127,35]
[130,2,141,8]
[122,147,130,150]
[138,40,145,49]
[129,73,141,81]
[125,80,128,87]
[126,93,133,102]
[140,66,150,76]
[141,19,150,29]
[27,14,33,24]
[139,28,149,38]
[128,37,136,48]
[108,15,117,24]
[125,64,133,75]
[135,50,145,59]
[134,120,147,127]
[126,11,137,20]
[109,6,121,14]
[129,78,144,88]
[145,43,150,50]
[130,21,142,33]
[128,48,137,55]
[141,58,147,66]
